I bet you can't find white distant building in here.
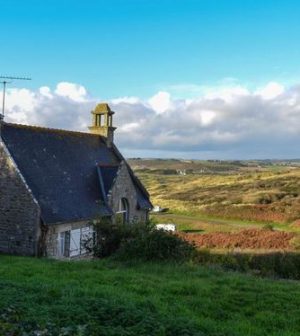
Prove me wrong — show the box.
[156,224,176,232]
[153,205,162,212]
[176,169,186,175]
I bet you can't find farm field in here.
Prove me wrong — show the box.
[129,159,300,251]
[1,255,300,335]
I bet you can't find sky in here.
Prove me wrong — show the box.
[1,0,300,159]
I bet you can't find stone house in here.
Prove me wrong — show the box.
[0,103,152,258]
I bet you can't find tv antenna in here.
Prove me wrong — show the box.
[0,75,32,120]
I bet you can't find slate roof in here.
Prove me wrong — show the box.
[1,122,151,224]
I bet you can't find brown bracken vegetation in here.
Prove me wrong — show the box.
[180,228,294,250]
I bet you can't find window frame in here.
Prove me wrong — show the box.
[116,198,130,224]
[59,226,94,258]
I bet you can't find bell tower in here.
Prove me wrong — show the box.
[89,103,116,147]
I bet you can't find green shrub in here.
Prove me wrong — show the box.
[83,218,195,262]
[0,301,202,336]
[82,218,149,258]
[116,230,196,262]
[195,250,300,279]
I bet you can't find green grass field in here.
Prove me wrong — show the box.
[1,255,300,335]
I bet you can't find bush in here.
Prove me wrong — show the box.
[194,250,300,279]
[83,218,196,262]
[83,218,151,258]
[116,230,196,262]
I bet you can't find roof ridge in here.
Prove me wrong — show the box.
[3,122,105,138]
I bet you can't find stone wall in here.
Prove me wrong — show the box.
[108,162,148,224]
[0,141,40,255]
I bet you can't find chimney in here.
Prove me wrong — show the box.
[88,103,116,147]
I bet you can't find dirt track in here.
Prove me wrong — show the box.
[181,229,295,250]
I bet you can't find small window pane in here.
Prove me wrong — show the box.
[60,231,70,257]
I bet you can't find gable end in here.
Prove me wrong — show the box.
[0,140,40,255]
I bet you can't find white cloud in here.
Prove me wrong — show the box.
[203,85,249,102]
[148,91,171,114]
[3,83,93,130]
[2,81,300,159]
[55,82,88,102]
[111,96,140,104]
[39,86,52,98]
[200,110,216,126]
[255,82,284,100]
[118,122,140,133]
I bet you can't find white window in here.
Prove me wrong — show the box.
[116,198,130,224]
[60,231,70,257]
[59,226,94,258]
[70,228,81,257]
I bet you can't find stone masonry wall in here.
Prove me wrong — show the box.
[108,162,148,224]
[0,141,40,255]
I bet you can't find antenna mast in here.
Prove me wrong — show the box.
[0,75,32,120]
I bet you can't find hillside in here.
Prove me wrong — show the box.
[1,256,300,335]
[128,159,300,224]
[128,158,300,174]
[137,168,300,224]
[128,159,300,251]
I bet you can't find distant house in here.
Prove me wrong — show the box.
[152,205,169,213]
[0,103,152,258]
[156,224,176,232]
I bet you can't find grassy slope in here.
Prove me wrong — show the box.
[137,169,300,231]
[151,212,298,233]
[1,256,300,335]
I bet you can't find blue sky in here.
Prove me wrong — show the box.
[1,0,300,97]
[1,0,300,159]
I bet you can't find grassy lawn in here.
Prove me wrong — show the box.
[1,255,300,335]
[151,212,300,233]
